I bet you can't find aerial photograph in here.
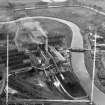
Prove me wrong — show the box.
[0,0,105,105]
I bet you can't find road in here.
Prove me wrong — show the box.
[0,16,105,105]
[13,4,105,17]
[82,5,105,16]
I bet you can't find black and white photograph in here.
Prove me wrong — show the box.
[0,0,105,105]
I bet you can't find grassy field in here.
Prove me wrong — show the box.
[9,6,105,31]
[77,0,105,11]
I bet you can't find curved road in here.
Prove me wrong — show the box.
[14,4,105,16]
[0,16,105,105]
[82,5,105,16]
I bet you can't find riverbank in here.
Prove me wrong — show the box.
[82,26,105,95]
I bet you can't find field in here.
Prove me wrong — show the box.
[78,0,105,11]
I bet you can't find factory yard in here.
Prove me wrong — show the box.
[0,0,105,105]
